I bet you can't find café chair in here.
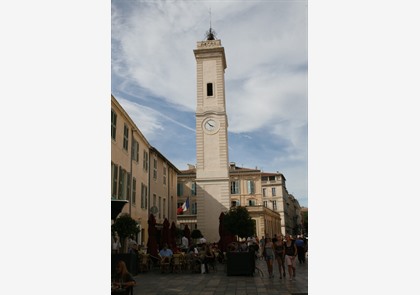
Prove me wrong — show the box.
[159,254,171,273]
[138,253,150,273]
[171,253,183,273]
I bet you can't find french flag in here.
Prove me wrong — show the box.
[182,197,190,212]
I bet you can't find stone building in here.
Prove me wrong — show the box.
[111,95,179,247]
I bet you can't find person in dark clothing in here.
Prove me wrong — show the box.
[295,236,306,264]
[284,234,297,281]
[203,244,216,273]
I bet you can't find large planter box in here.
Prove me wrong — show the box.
[226,251,255,276]
[112,253,138,276]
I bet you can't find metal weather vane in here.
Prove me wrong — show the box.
[205,7,217,40]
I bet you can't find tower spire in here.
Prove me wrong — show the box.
[206,7,216,40]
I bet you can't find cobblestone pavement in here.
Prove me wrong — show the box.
[132,256,308,295]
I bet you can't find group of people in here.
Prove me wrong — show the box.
[262,234,307,280]
[112,233,143,255]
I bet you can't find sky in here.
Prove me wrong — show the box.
[111,0,308,207]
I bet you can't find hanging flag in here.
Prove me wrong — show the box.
[177,207,184,215]
[182,197,190,212]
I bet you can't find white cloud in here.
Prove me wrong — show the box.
[112,0,308,206]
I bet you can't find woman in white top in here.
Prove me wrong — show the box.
[112,236,121,254]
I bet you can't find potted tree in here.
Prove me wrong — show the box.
[223,206,256,276]
[191,229,204,245]
[111,213,140,275]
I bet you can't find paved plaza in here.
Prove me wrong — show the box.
[132,256,308,295]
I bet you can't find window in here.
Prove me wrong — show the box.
[177,183,183,196]
[192,182,196,195]
[272,187,276,196]
[272,200,277,210]
[170,196,173,219]
[126,172,131,201]
[118,167,126,199]
[153,158,157,180]
[248,199,256,206]
[262,188,266,197]
[158,197,161,219]
[163,198,166,219]
[230,180,240,194]
[111,162,118,198]
[141,183,147,209]
[246,180,255,194]
[132,140,139,162]
[191,202,197,214]
[231,200,240,207]
[123,124,129,150]
[263,201,267,207]
[207,83,213,96]
[143,150,149,171]
[132,178,136,205]
[163,166,167,185]
[111,110,117,140]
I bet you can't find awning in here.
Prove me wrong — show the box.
[111,199,128,220]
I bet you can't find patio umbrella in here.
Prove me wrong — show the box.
[218,212,236,252]
[169,221,178,251]
[161,218,170,248]
[147,214,158,258]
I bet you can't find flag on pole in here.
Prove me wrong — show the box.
[182,197,190,212]
[177,206,183,215]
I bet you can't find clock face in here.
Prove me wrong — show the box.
[203,118,219,133]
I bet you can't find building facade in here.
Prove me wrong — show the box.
[111,95,179,248]
[177,162,306,240]
[177,163,283,241]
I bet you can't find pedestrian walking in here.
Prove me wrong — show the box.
[263,237,275,278]
[295,235,306,264]
[284,234,297,281]
[259,235,265,260]
[274,235,286,279]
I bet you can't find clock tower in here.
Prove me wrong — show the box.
[194,28,230,243]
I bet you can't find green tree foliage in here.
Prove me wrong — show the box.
[175,227,184,239]
[191,229,203,239]
[301,210,308,236]
[223,206,254,239]
[111,213,140,251]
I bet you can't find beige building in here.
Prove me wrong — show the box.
[177,162,307,240]
[148,147,179,226]
[111,95,179,248]
[261,172,289,236]
[177,163,282,241]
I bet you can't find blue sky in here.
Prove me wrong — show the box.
[111,0,308,207]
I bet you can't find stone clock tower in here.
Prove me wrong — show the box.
[194,29,230,243]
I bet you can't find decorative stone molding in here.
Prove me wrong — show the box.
[196,40,222,48]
